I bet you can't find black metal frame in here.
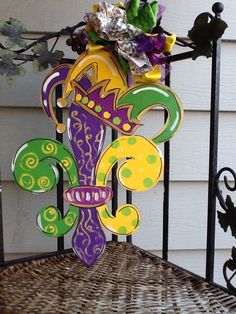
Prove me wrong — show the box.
[0,1,232,295]
[0,169,4,266]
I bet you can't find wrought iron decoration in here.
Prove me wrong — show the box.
[216,167,236,291]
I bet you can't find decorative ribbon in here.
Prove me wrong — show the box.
[85,1,176,79]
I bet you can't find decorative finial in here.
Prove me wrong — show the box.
[212,2,224,15]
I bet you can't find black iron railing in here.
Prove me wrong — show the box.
[0,1,233,295]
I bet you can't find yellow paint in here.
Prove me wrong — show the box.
[97,204,140,236]
[103,111,111,119]
[95,135,164,235]
[123,123,131,131]
[63,47,127,100]
[88,100,95,108]
[96,135,163,191]
[75,93,82,102]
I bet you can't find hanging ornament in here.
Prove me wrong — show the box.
[12,0,183,267]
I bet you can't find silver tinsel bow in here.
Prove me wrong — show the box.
[85,2,152,76]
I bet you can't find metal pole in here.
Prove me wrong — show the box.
[206,2,224,282]
[162,63,171,260]
[0,169,5,265]
[55,85,65,251]
[112,129,118,242]
[126,189,132,243]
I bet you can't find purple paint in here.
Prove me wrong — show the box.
[74,85,137,134]
[78,76,92,91]
[68,103,107,266]
[41,64,70,117]
[68,103,106,185]
[63,186,113,207]
[72,207,106,267]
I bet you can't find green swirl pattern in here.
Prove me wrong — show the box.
[37,205,78,237]
[12,138,79,237]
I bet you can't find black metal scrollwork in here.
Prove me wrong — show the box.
[215,167,236,290]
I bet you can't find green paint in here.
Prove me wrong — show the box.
[127,137,137,145]
[81,97,89,104]
[102,210,110,219]
[37,205,78,237]
[12,138,80,237]
[147,154,157,164]
[97,172,106,182]
[143,177,154,188]
[113,117,121,125]
[117,84,183,144]
[111,140,120,148]
[109,156,118,164]
[95,105,102,113]
[12,138,79,193]
[121,168,132,178]
[122,207,131,216]
[118,226,127,235]
[132,219,139,227]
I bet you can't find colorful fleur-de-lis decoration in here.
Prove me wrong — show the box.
[12,0,183,266]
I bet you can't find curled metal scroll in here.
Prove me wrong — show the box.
[216,167,236,290]
[215,167,236,211]
[223,247,236,293]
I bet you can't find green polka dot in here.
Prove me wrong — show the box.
[121,168,132,178]
[95,105,102,113]
[81,97,89,104]
[109,156,117,164]
[132,219,139,227]
[127,137,137,145]
[143,178,154,188]
[122,207,131,216]
[97,172,106,182]
[118,226,127,234]
[147,155,157,164]
[113,117,121,125]
[111,141,120,148]
[102,210,110,219]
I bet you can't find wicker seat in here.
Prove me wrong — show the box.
[0,242,235,313]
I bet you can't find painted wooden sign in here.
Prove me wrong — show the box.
[12,0,183,266]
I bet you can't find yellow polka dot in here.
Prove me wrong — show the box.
[76,94,82,102]
[103,111,111,119]
[88,100,95,108]
[123,124,131,131]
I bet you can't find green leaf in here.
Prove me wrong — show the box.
[117,54,130,77]
[86,30,112,46]
[32,42,64,72]
[0,48,26,83]
[0,17,27,48]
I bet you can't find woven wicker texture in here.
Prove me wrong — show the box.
[0,242,236,313]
